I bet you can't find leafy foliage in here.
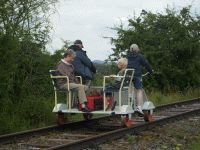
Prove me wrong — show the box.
[91,63,117,86]
[0,0,57,134]
[109,6,200,90]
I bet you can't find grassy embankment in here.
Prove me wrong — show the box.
[148,88,200,106]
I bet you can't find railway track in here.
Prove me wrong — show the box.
[0,97,199,150]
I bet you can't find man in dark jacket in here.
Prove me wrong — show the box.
[69,40,96,86]
[127,44,153,116]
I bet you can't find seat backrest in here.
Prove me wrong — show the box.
[120,69,134,89]
[49,70,61,90]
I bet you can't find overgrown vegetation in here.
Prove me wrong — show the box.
[0,2,199,135]
[108,6,200,91]
[148,88,200,106]
[189,135,200,150]
[0,0,58,134]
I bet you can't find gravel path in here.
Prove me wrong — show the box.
[93,115,200,150]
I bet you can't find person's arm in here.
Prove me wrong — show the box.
[57,63,79,83]
[76,52,96,73]
[140,55,153,74]
[90,63,96,73]
[76,52,92,67]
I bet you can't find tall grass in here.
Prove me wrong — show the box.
[147,88,200,106]
[0,96,56,135]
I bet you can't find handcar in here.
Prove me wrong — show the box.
[49,69,155,127]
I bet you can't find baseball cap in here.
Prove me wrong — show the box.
[74,40,83,45]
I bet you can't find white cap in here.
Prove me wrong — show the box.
[130,44,139,52]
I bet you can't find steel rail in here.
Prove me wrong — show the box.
[48,97,200,150]
[0,115,116,145]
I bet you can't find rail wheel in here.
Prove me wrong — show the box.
[57,111,66,125]
[143,110,153,122]
[122,115,132,128]
[83,113,93,120]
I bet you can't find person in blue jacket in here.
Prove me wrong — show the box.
[127,44,153,116]
[69,40,96,85]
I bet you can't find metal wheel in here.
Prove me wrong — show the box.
[57,112,66,125]
[143,110,153,122]
[83,113,93,120]
[122,115,132,128]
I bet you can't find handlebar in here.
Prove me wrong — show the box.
[108,72,151,78]
[142,72,150,77]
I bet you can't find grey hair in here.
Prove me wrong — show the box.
[63,49,76,58]
[130,44,139,52]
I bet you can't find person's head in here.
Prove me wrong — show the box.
[130,44,139,53]
[74,39,84,48]
[63,49,76,63]
[117,58,128,70]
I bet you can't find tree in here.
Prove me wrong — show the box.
[0,0,57,99]
[109,6,200,90]
[0,0,58,134]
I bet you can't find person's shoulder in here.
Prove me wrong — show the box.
[76,49,87,56]
[78,49,86,53]
[127,52,139,58]
[127,52,131,56]
[69,45,80,51]
[138,53,144,58]
[127,52,133,57]
[57,60,63,67]
[68,45,75,49]
[57,60,62,65]
[75,50,83,55]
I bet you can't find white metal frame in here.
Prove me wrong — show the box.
[49,70,82,111]
[50,68,154,115]
[102,69,134,112]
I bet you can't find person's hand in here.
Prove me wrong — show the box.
[148,70,155,76]
[109,75,116,79]
[151,70,155,75]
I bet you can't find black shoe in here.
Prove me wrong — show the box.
[81,106,92,112]
[111,101,117,111]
